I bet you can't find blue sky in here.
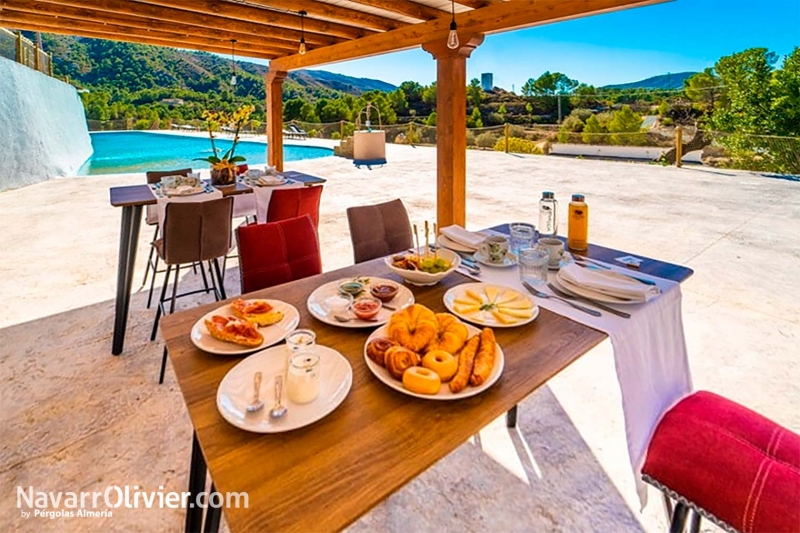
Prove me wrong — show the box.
[276,0,799,89]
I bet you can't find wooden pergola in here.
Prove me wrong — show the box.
[0,0,665,226]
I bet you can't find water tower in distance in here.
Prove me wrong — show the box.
[481,73,493,91]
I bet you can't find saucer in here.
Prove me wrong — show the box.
[474,250,518,268]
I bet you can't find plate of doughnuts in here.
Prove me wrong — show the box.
[363,304,504,400]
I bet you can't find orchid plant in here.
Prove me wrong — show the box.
[196,104,255,172]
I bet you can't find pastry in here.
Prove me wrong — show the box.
[230,298,284,327]
[387,304,438,353]
[427,313,469,355]
[366,337,397,367]
[204,315,263,347]
[384,346,421,380]
[402,366,441,395]
[470,328,497,386]
[422,350,458,382]
[449,335,479,393]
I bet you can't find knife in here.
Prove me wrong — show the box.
[547,282,631,319]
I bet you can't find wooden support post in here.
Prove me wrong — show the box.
[266,69,287,171]
[422,34,484,229]
[340,120,344,140]
[675,126,683,168]
[34,42,40,72]
[16,33,23,64]
[408,122,414,146]
[504,123,510,153]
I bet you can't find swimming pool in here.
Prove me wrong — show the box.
[76,132,333,175]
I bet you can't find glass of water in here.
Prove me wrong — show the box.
[519,248,549,286]
[509,222,536,255]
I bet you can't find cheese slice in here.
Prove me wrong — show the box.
[497,299,533,310]
[495,291,521,305]
[454,297,479,306]
[498,307,534,319]
[491,309,517,324]
[465,290,485,304]
[484,286,500,303]
[454,303,481,315]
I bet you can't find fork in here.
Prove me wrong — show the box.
[547,282,630,319]
[522,281,602,317]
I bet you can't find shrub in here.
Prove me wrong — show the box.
[465,130,476,146]
[425,112,437,126]
[570,108,594,122]
[493,137,546,154]
[467,107,483,128]
[561,115,584,133]
[608,105,646,145]
[485,112,504,126]
[306,129,318,138]
[476,132,497,149]
[331,132,341,140]
[134,119,151,130]
[581,114,606,144]
[508,125,527,138]
[661,117,674,126]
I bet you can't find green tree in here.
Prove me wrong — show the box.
[607,105,645,145]
[684,68,725,112]
[468,78,482,108]
[498,103,508,115]
[521,79,536,97]
[421,82,437,109]
[467,107,483,128]
[354,90,397,125]
[581,114,606,144]
[388,88,409,116]
[773,47,800,136]
[529,71,579,96]
[426,111,437,126]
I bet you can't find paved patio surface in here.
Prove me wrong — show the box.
[1,143,798,532]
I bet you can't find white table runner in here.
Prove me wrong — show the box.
[457,246,692,507]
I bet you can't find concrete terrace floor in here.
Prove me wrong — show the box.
[1,142,798,532]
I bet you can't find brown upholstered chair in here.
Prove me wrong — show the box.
[346,198,413,263]
[142,168,193,307]
[150,196,234,383]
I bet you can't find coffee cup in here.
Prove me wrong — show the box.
[537,238,565,268]
[479,236,510,263]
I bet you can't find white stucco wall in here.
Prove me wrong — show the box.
[551,143,702,162]
[0,57,92,192]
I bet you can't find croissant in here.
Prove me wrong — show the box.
[366,337,397,367]
[387,304,438,353]
[384,346,421,381]
[427,313,469,355]
[204,315,264,347]
[469,328,497,386]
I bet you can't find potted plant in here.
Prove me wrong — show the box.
[196,104,255,186]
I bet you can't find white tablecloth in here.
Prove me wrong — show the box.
[252,180,305,223]
[456,238,692,508]
[150,186,223,230]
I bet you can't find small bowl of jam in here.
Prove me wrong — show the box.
[351,296,382,320]
[370,283,399,303]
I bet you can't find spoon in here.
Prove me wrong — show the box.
[333,314,378,323]
[269,375,288,419]
[246,371,264,413]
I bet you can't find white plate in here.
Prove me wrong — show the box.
[191,300,300,355]
[364,323,504,400]
[307,277,414,328]
[553,273,642,305]
[217,345,352,433]
[437,234,480,253]
[247,176,287,187]
[443,282,539,328]
[165,185,205,196]
[473,250,518,268]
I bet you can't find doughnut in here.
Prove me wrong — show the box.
[422,350,458,382]
[402,366,441,395]
[366,337,397,367]
[384,346,421,381]
[427,313,469,355]
[387,304,437,352]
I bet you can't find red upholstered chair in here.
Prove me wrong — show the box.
[643,391,800,533]
[236,215,322,294]
[266,186,323,230]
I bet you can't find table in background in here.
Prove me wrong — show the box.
[108,171,326,355]
[162,241,692,533]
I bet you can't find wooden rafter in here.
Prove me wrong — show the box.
[132,0,375,40]
[243,0,403,32]
[343,0,446,21]
[270,0,668,70]
[3,0,345,46]
[1,1,302,51]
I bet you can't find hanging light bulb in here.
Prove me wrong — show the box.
[230,39,237,86]
[298,11,308,55]
[447,0,459,49]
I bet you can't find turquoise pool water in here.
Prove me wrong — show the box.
[77,132,333,175]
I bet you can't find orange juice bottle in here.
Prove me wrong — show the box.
[567,194,588,251]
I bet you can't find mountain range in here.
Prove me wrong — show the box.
[602,72,697,91]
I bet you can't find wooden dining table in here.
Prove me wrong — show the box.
[161,234,692,533]
[107,171,326,355]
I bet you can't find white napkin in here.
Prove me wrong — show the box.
[440,225,486,249]
[558,263,661,302]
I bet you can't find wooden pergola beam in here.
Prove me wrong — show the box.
[244,0,403,32]
[270,0,668,70]
[3,18,281,60]
[17,0,344,46]
[1,1,302,52]
[343,0,446,21]
[133,0,376,40]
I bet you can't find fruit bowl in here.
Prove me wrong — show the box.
[385,247,460,286]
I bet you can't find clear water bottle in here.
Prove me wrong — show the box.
[538,191,558,237]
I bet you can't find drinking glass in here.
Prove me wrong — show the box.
[286,349,320,404]
[518,248,549,286]
[285,328,316,353]
[509,222,536,255]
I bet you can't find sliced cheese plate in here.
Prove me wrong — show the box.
[443,282,539,328]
